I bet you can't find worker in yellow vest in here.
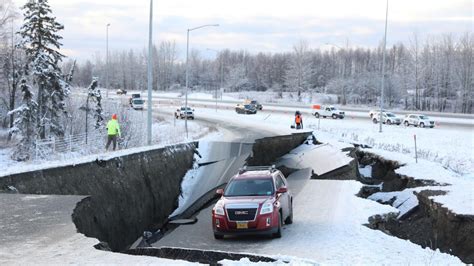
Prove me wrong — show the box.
[105,114,121,151]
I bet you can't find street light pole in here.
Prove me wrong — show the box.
[185,24,219,138]
[146,0,153,145]
[380,0,389,133]
[105,23,110,98]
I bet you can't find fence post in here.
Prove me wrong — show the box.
[52,137,56,153]
[35,139,38,160]
[414,134,418,163]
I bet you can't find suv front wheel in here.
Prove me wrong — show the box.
[273,212,282,238]
[404,121,409,127]
[285,201,293,224]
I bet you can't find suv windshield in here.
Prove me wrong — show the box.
[419,115,428,119]
[386,113,396,117]
[133,99,144,104]
[224,178,274,197]
[244,105,253,109]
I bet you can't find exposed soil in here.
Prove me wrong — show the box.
[355,149,474,263]
[124,247,276,265]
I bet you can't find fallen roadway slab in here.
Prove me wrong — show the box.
[278,143,354,176]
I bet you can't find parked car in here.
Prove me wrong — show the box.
[175,106,195,120]
[131,98,144,110]
[369,109,385,118]
[129,93,141,105]
[403,114,435,128]
[116,89,127,95]
[245,99,263,110]
[212,166,293,239]
[372,112,402,125]
[312,105,345,119]
[235,104,257,114]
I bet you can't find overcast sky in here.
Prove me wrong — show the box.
[11,0,473,61]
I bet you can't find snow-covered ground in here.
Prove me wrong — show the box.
[173,106,473,216]
[0,112,219,177]
[1,92,472,264]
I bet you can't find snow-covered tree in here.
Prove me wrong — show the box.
[285,40,313,101]
[226,64,251,91]
[17,0,69,138]
[8,79,38,161]
[86,78,104,128]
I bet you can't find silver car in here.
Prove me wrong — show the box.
[403,114,435,128]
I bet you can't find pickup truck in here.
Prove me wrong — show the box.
[312,105,345,119]
[175,107,195,120]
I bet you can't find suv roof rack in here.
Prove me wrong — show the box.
[238,165,277,174]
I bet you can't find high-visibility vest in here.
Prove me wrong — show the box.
[295,115,301,124]
[107,119,121,136]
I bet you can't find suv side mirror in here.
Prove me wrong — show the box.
[277,187,288,194]
[216,188,224,195]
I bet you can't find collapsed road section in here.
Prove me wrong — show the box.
[0,143,196,251]
[0,131,312,258]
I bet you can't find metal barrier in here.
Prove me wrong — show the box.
[35,131,106,160]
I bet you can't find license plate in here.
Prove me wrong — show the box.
[236,222,248,229]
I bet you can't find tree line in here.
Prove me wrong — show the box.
[0,1,473,162]
[67,33,473,114]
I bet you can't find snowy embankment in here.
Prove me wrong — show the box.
[0,115,219,178]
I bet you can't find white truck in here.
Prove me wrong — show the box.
[311,105,345,119]
[175,107,195,120]
[130,98,144,110]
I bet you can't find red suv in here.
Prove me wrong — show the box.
[212,166,293,239]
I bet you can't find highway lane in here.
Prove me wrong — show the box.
[114,93,472,128]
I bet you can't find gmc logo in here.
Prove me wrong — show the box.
[235,211,249,215]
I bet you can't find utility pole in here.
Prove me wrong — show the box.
[185,24,219,138]
[105,23,110,98]
[379,0,389,133]
[146,0,153,145]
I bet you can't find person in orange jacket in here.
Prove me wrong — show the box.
[295,111,303,129]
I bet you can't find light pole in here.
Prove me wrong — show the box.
[207,48,223,112]
[185,24,219,138]
[105,23,110,98]
[380,0,389,133]
[146,0,153,145]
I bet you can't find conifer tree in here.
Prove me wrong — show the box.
[18,0,69,138]
[8,79,38,161]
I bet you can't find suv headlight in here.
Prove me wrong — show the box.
[214,205,225,216]
[260,202,273,215]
